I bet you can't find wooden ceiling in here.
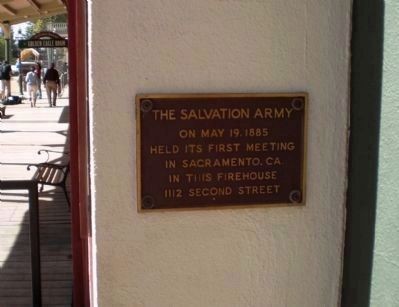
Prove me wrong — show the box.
[0,0,67,25]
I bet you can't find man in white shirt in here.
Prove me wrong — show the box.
[25,66,39,107]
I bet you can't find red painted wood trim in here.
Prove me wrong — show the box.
[68,1,92,306]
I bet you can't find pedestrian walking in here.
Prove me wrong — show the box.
[25,66,39,107]
[0,61,11,99]
[35,61,42,99]
[43,63,60,107]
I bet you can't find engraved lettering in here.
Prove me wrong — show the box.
[245,142,295,152]
[185,173,212,183]
[150,145,179,154]
[238,185,280,195]
[152,109,176,120]
[207,143,240,153]
[216,171,277,182]
[184,144,203,153]
[265,157,281,165]
[180,108,250,120]
[182,157,262,168]
[179,129,196,139]
[200,129,224,138]
[188,186,232,197]
[164,188,183,198]
[165,160,176,168]
[168,174,180,183]
[253,107,293,119]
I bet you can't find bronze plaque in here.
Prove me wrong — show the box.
[136,93,307,211]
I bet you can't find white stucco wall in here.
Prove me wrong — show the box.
[89,1,352,306]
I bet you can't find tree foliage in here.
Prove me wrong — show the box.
[24,14,67,39]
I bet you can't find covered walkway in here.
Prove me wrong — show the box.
[0,86,72,306]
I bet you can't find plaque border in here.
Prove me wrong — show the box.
[135,92,308,212]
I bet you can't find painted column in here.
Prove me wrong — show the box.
[89,1,352,306]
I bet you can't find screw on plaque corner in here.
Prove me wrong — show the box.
[142,195,155,209]
[291,97,304,111]
[288,190,302,204]
[141,99,153,113]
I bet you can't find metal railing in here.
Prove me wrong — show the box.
[0,180,42,307]
[46,23,68,37]
[60,72,68,94]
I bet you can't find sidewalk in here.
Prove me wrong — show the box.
[0,82,72,306]
[1,80,70,179]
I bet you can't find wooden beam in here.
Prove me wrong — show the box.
[0,4,17,16]
[26,0,41,13]
[0,1,66,25]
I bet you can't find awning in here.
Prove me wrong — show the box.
[0,0,67,25]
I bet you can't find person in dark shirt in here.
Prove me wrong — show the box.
[43,63,60,107]
[35,62,42,99]
[1,61,11,98]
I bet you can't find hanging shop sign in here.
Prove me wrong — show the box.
[18,31,68,49]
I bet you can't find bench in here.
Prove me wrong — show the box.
[27,150,70,208]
